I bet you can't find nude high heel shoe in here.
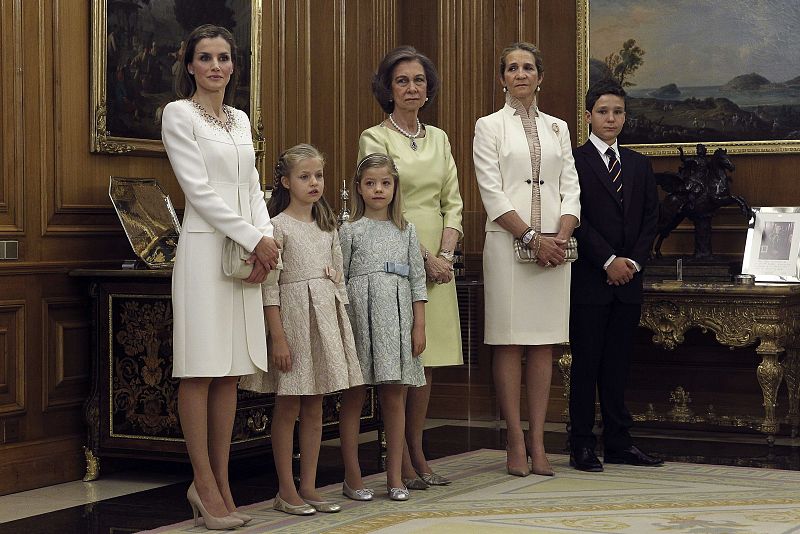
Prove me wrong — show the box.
[506,439,530,477]
[506,448,531,477]
[230,511,252,524]
[526,437,555,477]
[186,483,244,530]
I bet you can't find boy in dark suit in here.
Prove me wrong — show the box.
[568,79,662,471]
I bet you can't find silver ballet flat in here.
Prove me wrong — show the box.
[273,494,315,516]
[342,481,373,501]
[416,470,451,486]
[402,477,429,490]
[302,499,342,513]
[387,486,410,501]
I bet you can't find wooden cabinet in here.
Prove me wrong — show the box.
[72,269,380,480]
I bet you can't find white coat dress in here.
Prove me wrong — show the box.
[162,99,272,377]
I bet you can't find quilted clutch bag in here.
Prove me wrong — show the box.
[513,236,578,264]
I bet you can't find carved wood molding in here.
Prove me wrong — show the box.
[41,297,90,412]
[0,301,25,415]
[0,0,24,233]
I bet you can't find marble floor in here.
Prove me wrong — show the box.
[1,420,798,533]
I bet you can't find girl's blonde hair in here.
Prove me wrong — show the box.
[351,153,407,230]
[268,144,337,232]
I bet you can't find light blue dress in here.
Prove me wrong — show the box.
[339,218,427,386]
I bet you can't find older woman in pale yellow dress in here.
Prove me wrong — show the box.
[343,46,463,492]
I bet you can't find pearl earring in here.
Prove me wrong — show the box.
[502,86,508,93]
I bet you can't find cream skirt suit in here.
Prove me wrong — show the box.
[162,100,272,377]
[473,102,581,345]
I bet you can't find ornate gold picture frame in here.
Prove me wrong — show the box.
[576,0,800,156]
[90,0,263,155]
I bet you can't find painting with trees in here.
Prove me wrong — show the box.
[576,0,800,155]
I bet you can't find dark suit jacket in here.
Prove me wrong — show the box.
[571,141,658,305]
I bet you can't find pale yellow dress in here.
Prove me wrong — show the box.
[358,124,464,367]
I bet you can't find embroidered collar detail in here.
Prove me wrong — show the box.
[506,93,539,119]
[189,99,235,132]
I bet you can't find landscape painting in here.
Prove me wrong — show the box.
[577,0,800,155]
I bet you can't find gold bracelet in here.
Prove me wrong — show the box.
[532,233,541,260]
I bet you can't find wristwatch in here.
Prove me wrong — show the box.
[438,249,455,263]
[520,227,536,245]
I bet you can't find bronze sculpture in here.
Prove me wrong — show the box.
[652,144,752,259]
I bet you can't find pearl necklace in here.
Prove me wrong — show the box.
[388,113,422,150]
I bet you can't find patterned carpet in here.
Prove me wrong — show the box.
[140,449,800,533]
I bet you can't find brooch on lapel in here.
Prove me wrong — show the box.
[551,123,559,134]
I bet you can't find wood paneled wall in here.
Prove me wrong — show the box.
[2,0,799,494]
[398,0,541,420]
[0,0,400,495]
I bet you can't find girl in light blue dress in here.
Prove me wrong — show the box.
[338,153,428,501]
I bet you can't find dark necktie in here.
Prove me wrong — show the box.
[606,147,622,203]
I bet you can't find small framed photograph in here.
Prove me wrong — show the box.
[742,207,800,282]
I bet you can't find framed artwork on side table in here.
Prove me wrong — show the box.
[577,0,800,156]
[742,207,800,283]
[90,0,263,156]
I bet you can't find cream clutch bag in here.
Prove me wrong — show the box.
[513,236,578,264]
[222,237,282,283]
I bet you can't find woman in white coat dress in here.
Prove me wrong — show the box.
[161,25,279,530]
[473,43,580,478]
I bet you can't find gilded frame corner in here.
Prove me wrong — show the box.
[576,0,800,156]
[90,0,263,156]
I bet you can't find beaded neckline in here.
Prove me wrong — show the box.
[189,99,235,132]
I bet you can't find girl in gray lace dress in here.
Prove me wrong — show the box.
[338,153,428,501]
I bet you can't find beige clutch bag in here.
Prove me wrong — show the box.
[513,236,578,264]
[222,237,282,283]
[222,237,252,279]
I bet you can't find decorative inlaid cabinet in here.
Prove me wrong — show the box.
[71,269,380,480]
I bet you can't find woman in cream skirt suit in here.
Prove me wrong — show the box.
[473,42,580,478]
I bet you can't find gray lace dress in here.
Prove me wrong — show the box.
[339,218,427,386]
